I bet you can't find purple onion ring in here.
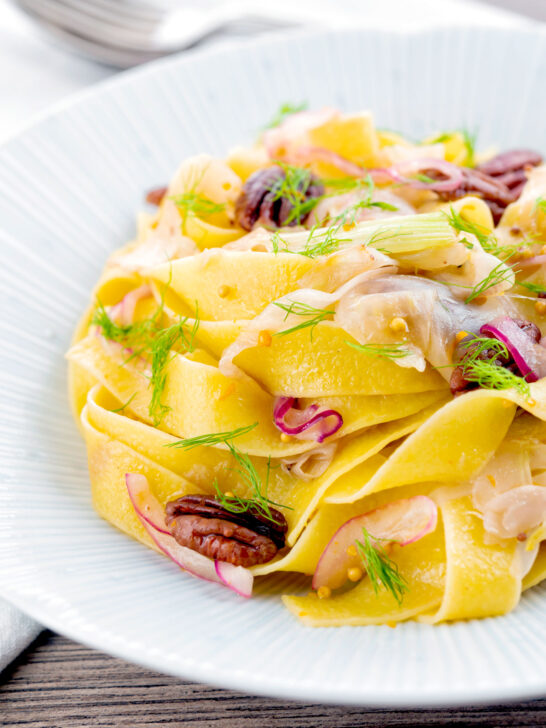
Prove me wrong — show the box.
[516,255,546,272]
[391,158,465,193]
[480,317,539,383]
[274,396,343,443]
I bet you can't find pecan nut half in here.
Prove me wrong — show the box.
[235,166,324,231]
[145,185,168,206]
[165,495,288,567]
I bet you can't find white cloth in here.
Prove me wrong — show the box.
[0,598,42,673]
[0,0,531,673]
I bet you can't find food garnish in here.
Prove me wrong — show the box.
[271,300,335,338]
[312,497,437,603]
[168,425,291,525]
[172,192,226,232]
[92,294,199,425]
[355,529,408,605]
[166,423,259,450]
[345,341,411,360]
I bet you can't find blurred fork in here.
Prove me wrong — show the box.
[14,0,319,68]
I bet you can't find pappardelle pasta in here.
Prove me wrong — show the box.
[68,106,546,626]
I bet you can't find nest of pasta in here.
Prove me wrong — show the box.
[68,107,546,626]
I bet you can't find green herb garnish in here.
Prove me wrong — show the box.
[168,423,291,524]
[264,102,307,130]
[216,450,292,524]
[166,422,258,450]
[172,193,225,217]
[91,300,154,351]
[461,358,530,396]
[328,175,398,228]
[271,219,348,259]
[444,207,492,249]
[296,223,349,259]
[459,334,508,362]
[534,196,546,214]
[518,280,546,296]
[457,334,530,397]
[92,295,199,425]
[148,315,199,424]
[272,300,335,339]
[427,132,452,144]
[269,162,320,225]
[271,230,288,254]
[413,172,437,185]
[462,129,477,167]
[464,261,516,303]
[355,527,408,604]
[319,174,398,211]
[346,341,410,359]
[110,392,137,414]
[428,129,476,166]
[171,192,225,233]
[318,176,367,193]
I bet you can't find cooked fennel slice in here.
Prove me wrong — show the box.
[265,212,459,255]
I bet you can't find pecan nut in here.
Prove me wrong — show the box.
[165,495,287,567]
[235,166,324,231]
[145,185,168,206]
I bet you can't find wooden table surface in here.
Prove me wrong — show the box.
[1,631,546,728]
[3,2,546,726]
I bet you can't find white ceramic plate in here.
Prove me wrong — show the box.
[2,26,546,707]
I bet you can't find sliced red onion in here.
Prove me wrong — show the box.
[281,443,338,481]
[516,255,546,271]
[480,317,542,382]
[126,472,171,535]
[285,146,409,188]
[367,167,404,185]
[98,336,149,374]
[279,147,465,197]
[110,284,153,326]
[495,169,528,191]
[392,158,464,193]
[274,397,343,443]
[125,473,254,597]
[458,168,513,205]
[215,561,253,598]
[312,496,438,591]
[289,145,367,177]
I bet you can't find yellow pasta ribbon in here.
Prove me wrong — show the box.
[420,496,521,623]
[282,528,446,627]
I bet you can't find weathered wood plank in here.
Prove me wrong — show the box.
[1,632,546,727]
